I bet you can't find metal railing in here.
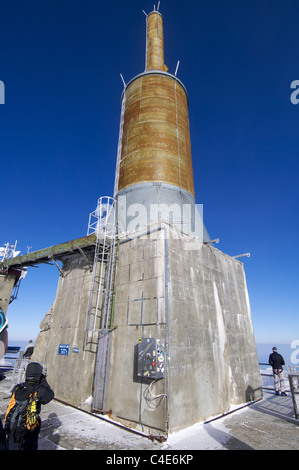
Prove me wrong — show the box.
[288,373,299,419]
[259,363,299,420]
[259,363,299,392]
[259,362,289,391]
[84,196,118,353]
[12,357,30,385]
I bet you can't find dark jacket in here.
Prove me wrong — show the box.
[269,352,285,370]
[12,362,54,413]
[23,346,34,358]
[13,376,54,410]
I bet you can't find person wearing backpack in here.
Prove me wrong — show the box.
[4,361,54,450]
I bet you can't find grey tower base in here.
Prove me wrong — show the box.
[115,182,210,242]
[33,225,262,434]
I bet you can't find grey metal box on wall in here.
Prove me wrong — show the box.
[135,337,165,380]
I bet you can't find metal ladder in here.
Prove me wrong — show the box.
[92,237,119,411]
[84,196,118,411]
[83,197,117,350]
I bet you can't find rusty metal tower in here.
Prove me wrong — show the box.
[114,8,209,240]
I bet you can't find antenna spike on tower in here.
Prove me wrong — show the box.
[120,73,126,88]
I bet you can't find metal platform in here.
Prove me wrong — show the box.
[0,234,97,272]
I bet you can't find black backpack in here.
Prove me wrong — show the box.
[4,384,39,445]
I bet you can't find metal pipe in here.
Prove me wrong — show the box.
[232,253,251,259]
[163,226,170,434]
[145,10,166,71]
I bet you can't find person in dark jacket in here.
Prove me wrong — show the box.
[23,340,34,359]
[5,361,54,450]
[269,347,287,396]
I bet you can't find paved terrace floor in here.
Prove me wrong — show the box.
[0,370,298,451]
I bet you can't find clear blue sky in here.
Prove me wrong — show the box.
[1,0,298,344]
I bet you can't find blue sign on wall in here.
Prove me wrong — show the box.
[58,344,70,356]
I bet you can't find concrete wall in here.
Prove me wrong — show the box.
[166,234,262,431]
[0,272,17,314]
[33,226,261,434]
[33,252,101,410]
[0,272,19,360]
[105,230,168,432]
[105,227,261,433]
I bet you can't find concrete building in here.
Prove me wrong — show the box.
[0,242,24,360]
[0,8,262,435]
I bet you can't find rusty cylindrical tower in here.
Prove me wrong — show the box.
[114,10,208,240]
